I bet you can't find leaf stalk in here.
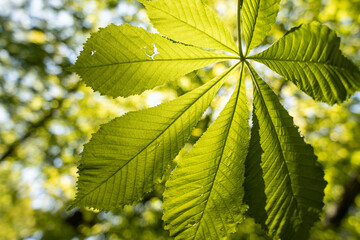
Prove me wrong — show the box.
[237,0,244,59]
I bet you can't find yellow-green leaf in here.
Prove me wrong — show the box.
[163,65,249,239]
[71,64,239,210]
[241,0,280,55]
[70,23,235,97]
[140,0,238,55]
[247,63,326,239]
[249,22,360,105]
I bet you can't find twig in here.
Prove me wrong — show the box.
[324,172,360,227]
[0,82,81,162]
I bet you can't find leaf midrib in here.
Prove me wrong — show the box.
[71,56,239,70]
[248,56,351,72]
[193,64,245,239]
[74,63,240,206]
[146,3,238,55]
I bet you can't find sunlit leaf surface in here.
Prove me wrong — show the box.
[247,63,326,239]
[140,0,238,54]
[163,65,249,239]
[249,23,360,104]
[70,23,235,97]
[72,65,238,210]
[241,0,280,55]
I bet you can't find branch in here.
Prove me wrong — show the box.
[324,172,360,227]
[0,82,82,162]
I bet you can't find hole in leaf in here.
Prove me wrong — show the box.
[144,43,159,60]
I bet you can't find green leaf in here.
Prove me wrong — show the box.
[139,0,238,55]
[241,0,280,55]
[247,63,326,239]
[244,112,267,231]
[163,64,249,239]
[249,22,360,105]
[69,23,235,97]
[71,64,239,210]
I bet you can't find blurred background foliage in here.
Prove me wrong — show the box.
[0,0,359,239]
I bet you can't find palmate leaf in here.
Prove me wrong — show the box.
[163,65,249,239]
[68,0,360,238]
[247,63,326,239]
[69,23,236,97]
[249,22,360,104]
[241,0,280,55]
[139,0,238,54]
[71,64,238,210]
